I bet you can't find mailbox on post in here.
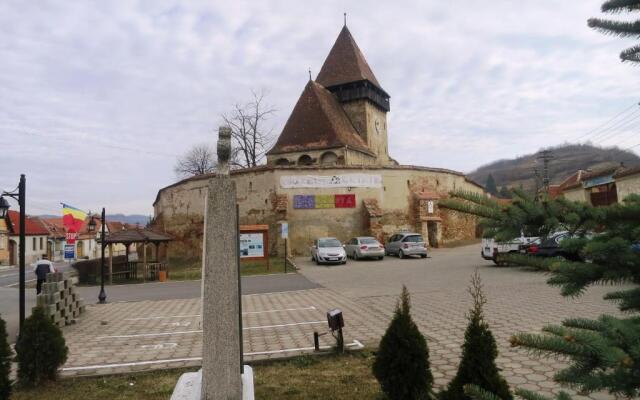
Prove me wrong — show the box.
[327,309,344,331]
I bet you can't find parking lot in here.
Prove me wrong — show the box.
[59,244,632,398]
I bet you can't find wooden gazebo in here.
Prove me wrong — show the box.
[103,228,173,283]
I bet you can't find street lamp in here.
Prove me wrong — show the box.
[1,174,26,334]
[87,216,97,233]
[98,207,107,304]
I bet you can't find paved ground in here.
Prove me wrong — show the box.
[74,273,320,302]
[56,244,632,398]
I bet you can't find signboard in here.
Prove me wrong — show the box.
[427,201,434,214]
[240,233,265,258]
[293,194,356,209]
[64,244,75,260]
[281,222,288,239]
[280,174,382,189]
[65,232,78,245]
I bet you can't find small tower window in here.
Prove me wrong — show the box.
[298,154,313,166]
[320,151,338,165]
[275,158,289,166]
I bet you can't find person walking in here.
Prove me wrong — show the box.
[33,255,56,294]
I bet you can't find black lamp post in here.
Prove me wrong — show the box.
[98,207,106,304]
[0,174,26,334]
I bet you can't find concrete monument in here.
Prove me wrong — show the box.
[171,126,254,400]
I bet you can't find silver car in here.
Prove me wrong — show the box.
[345,237,385,260]
[385,233,428,259]
[311,237,347,265]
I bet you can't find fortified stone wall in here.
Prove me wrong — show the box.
[154,166,484,256]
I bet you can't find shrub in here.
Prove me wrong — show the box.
[15,306,68,386]
[373,285,433,400]
[440,272,511,400]
[0,314,11,399]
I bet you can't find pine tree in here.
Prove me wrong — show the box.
[498,186,512,199]
[485,174,498,196]
[440,272,511,400]
[15,306,68,386]
[588,0,640,63]
[373,286,434,400]
[0,314,11,399]
[439,192,640,399]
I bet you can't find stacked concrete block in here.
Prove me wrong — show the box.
[34,272,86,328]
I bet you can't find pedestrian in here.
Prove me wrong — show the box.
[33,255,55,295]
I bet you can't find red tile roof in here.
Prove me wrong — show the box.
[614,165,640,179]
[316,26,382,90]
[267,80,372,155]
[6,210,50,236]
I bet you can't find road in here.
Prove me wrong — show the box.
[0,261,74,287]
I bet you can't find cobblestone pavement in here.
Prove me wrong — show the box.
[59,244,633,399]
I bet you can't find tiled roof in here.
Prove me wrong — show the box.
[267,80,372,155]
[6,210,50,236]
[316,26,382,90]
[414,191,440,200]
[103,229,172,244]
[614,165,640,179]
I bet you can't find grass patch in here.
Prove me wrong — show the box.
[12,353,382,400]
[167,256,293,281]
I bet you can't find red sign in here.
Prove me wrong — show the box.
[65,231,78,244]
[335,194,356,208]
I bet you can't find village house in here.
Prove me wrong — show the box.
[0,216,9,265]
[5,210,50,265]
[561,165,640,206]
[153,24,484,256]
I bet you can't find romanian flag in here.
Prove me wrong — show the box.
[62,204,87,243]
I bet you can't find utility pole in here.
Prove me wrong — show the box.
[537,150,554,193]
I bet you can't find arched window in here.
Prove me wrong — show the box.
[275,158,289,166]
[298,154,313,166]
[320,151,338,165]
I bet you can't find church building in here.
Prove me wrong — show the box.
[153,24,484,256]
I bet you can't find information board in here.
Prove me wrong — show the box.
[239,233,265,258]
[64,244,75,260]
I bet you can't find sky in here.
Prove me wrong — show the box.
[1,1,639,215]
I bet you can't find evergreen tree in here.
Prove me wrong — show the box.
[588,0,640,63]
[498,186,512,199]
[439,192,640,399]
[440,272,511,400]
[373,286,434,400]
[15,306,68,386]
[0,314,11,399]
[485,174,498,196]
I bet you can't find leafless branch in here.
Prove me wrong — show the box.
[173,143,217,178]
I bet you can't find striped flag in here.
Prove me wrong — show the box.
[62,203,87,244]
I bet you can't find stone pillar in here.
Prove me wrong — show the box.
[201,126,242,399]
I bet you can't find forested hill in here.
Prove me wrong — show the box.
[468,144,640,191]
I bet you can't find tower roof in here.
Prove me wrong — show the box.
[316,26,383,90]
[267,80,371,155]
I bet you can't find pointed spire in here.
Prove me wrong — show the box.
[308,67,312,80]
[316,25,383,90]
[344,12,347,27]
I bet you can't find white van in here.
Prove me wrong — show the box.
[481,235,538,264]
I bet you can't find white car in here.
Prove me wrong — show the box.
[311,237,347,265]
[481,235,539,264]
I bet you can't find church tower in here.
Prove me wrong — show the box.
[316,25,393,165]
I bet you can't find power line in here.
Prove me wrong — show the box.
[575,101,639,142]
[589,109,640,144]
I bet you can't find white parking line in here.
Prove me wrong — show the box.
[98,320,327,339]
[123,306,318,321]
[60,340,365,372]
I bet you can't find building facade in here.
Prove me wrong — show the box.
[6,210,50,265]
[561,165,640,206]
[154,24,484,256]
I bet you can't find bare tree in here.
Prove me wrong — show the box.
[174,143,217,178]
[221,89,276,168]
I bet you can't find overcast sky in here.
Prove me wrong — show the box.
[1,1,639,216]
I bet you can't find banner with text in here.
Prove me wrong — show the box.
[293,194,356,209]
[280,174,382,189]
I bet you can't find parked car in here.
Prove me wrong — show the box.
[310,237,347,265]
[345,237,385,260]
[481,235,539,264]
[524,231,584,261]
[384,233,427,259]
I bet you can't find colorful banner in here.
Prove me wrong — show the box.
[62,203,87,244]
[280,174,382,189]
[293,194,356,209]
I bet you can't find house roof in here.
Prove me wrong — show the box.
[6,211,50,236]
[614,165,640,179]
[39,218,66,238]
[267,80,372,155]
[316,26,383,90]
